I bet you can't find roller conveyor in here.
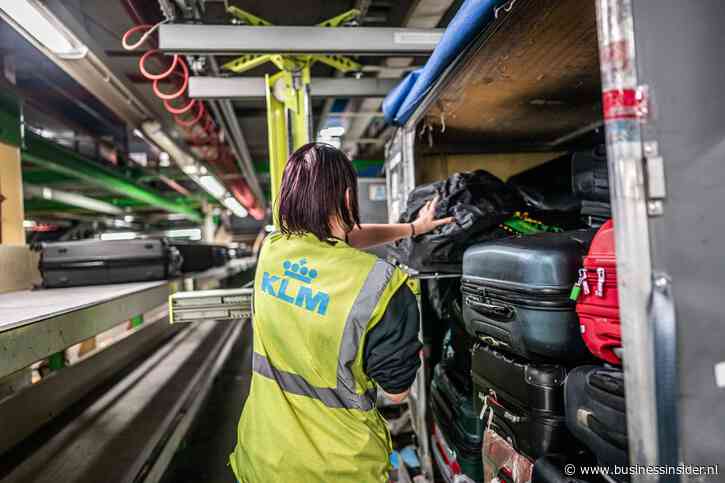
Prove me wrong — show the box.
[1,319,244,483]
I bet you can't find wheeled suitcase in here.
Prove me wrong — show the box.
[564,366,628,468]
[430,364,483,482]
[482,427,534,483]
[574,220,621,365]
[39,239,182,288]
[462,230,594,362]
[172,242,219,273]
[472,343,573,460]
[532,457,592,483]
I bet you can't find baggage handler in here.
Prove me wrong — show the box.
[230,143,453,482]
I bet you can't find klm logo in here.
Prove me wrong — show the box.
[261,259,330,316]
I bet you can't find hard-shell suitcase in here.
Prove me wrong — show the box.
[431,420,479,483]
[462,230,594,362]
[482,427,534,483]
[172,242,218,273]
[472,343,573,460]
[430,363,483,482]
[39,239,182,288]
[575,220,621,364]
[440,296,475,394]
[564,366,628,468]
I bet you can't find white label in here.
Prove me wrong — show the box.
[394,31,443,45]
[715,361,725,388]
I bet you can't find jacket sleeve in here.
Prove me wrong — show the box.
[363,283,422,394]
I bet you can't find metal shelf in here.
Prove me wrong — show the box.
[0,258,256,380]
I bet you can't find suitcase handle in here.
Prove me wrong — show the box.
[465,296,514,321]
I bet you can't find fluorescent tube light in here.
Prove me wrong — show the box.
[164,228,202,240]
[23,220,37,229]
[199,175,227,199]
[100,232,138,241]
[0,2,87,58]
[319,126,345,137]
[223,197,249,218]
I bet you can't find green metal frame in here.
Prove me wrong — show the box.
[22,132,203,222]
[0,88,22,147]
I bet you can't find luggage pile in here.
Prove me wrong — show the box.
[397,161,627,482]
[38,239,231,288]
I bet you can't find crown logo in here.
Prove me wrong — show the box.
[283,258,318,284]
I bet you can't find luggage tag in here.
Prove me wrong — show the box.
[596,267,606,297]
[569,269,589,301]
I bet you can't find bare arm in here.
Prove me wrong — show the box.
[347,195,454,249]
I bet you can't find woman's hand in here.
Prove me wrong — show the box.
[412,195,454,236]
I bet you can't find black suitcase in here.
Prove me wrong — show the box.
[440,296,475,394]
[430,363,484,482]
[533,457,594,483]
[172,243,229,272]
[580,200,611,229]
[172,242,218,273]
[472,343,574,460]
[572,149,610,202]
[39,239,181,288]
[565,366,628,468]
[461,230,594,362]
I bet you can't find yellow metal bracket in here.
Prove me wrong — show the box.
[225,8,364,225]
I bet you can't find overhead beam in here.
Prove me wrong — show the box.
[22,133,203,222]
[189,77,399,100]
[159,25,443,55]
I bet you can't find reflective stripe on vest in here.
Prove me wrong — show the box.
[252,258,396,411]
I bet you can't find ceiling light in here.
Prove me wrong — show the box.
[25,184,124,215]
[223,197,248,218]
[199,175,227,199]
[0,2,87,58]
[100,231,138,241]
[23,220,37,229]
[164,228,202,240]
[319,126,346,138]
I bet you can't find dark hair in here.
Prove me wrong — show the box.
[278,143,360,241]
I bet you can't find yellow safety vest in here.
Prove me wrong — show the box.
[230,232,409,483]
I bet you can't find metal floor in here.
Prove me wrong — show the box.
[161,320,253,483]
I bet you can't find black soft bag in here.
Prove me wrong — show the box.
[390,170,524,273]
[508,154,581,213]
[472,343,575,460]
[40,238,182,288]
[462,230,594,362]
[565,366,628,468]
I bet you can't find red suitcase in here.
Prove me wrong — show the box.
[574,219,621,364]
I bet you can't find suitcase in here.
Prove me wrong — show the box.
[211,245,229,267]
[440,296,475,394]
[172,242,219,273]
[572,149,609,202]
[461,230,594,362]
[564,366,628,468]
[580,201,611,229]
[39,239,181,288]
[574,220,621,365]
[482,427,534,483]
[430,363,483,482]
[472,343,574,460]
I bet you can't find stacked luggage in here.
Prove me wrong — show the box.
[172,241,229,273]
[572,149,611,228]
[461,231,596,482]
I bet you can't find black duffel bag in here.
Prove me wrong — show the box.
[389,170,524,273]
